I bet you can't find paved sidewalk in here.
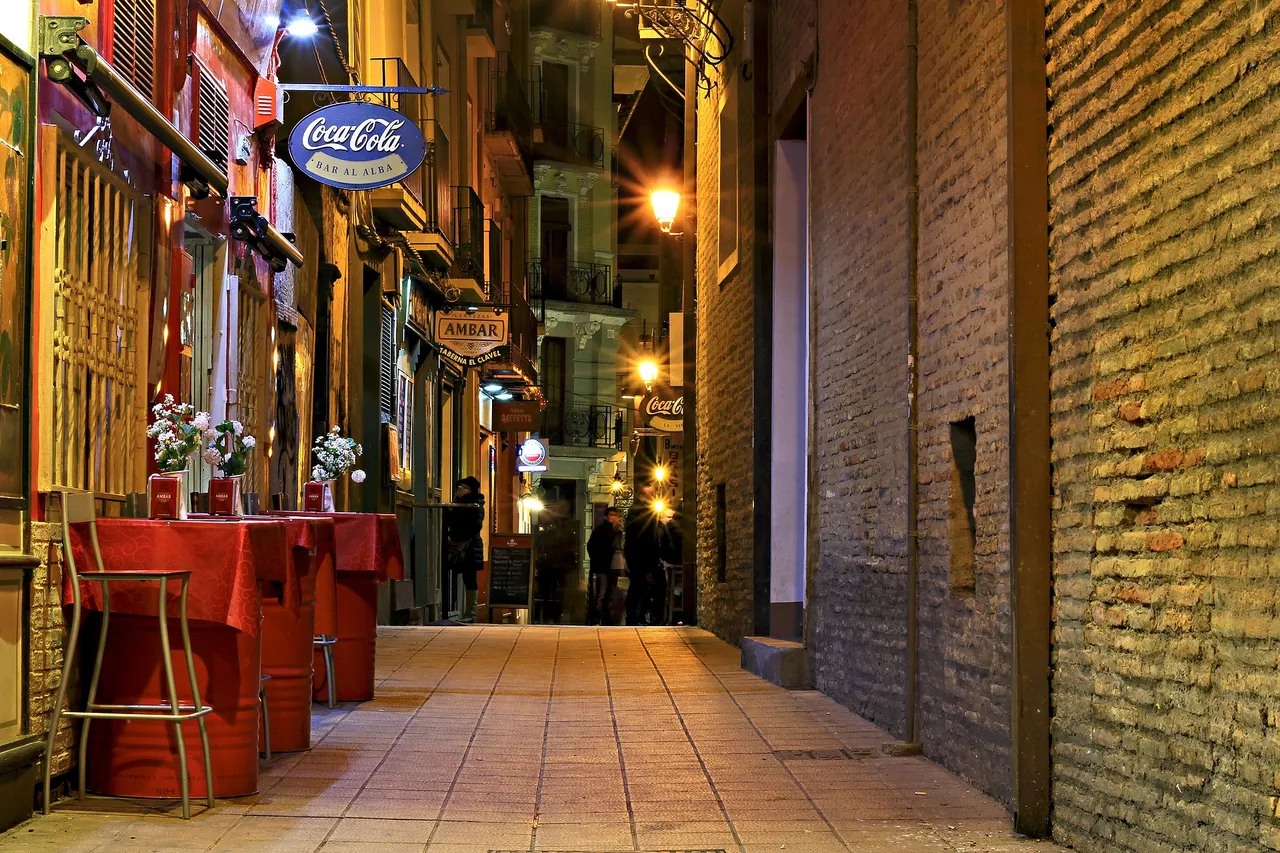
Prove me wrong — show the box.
[0,627,1063,853]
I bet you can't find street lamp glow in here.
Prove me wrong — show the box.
[638,360,659,386]
[285,10,319,37]
[483,382,504,394]
[650,189,681,233]
[653,499,667,514]
[521,495,544,512]
[653,466,667,483]
[495,391,514,401]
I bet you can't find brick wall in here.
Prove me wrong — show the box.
[805,0,913,740]
[768,0,1015,800]
[1047,2,1280,850]
[696,0,756,645]
[27,521,75,785]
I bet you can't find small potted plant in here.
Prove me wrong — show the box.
[146,395,210,519]
[305,426,365,512]
[204,419,256,515]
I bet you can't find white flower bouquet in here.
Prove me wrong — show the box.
[147,395,210,473]
[204,419,256,476]
[311,426,364,483]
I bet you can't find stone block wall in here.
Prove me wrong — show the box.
[1047,2,1280,850]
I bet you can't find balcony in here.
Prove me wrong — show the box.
[485,281,541,389]
[467,0,496,58]
[542,404,623,450]
[531,0,601,39]
[485,53,535,195]
[449,186,486,301]
[530,259,616,307]
[399,121,454,270]
[531,109,607,171]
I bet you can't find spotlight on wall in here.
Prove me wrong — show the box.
[483,382,504,394]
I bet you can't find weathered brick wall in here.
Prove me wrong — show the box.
[1047,2,1280,850]
[696,0,756,645]
[913,0,1013,803]
[27,521,75,784]
[805,0,912,737]
[777,0,1015,800]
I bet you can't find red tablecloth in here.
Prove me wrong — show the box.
[64,519,290,637]
[270,512,404,581]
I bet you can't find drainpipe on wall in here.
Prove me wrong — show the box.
[904,0,921,746]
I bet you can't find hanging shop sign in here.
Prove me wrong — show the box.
[640,387,684,433]
[495,401,543,433]
[288,101,428,191]
[435,309,509,368]
[517,438,548,473]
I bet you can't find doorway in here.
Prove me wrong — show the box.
[542,61,570,151]
[540,196,571,301]
[770,112,809,642]
[533,478,579,624]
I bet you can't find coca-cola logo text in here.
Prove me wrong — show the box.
[645,396,684,417]
[301,116,405,153]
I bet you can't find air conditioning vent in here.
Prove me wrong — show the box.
[195,61,231,171]
[112,0,156,101]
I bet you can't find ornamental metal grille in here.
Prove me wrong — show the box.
[236,283,268,491]
[47,128,149,497]
[112,0,156,101]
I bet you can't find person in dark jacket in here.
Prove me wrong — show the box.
[587,507,623,625]
[624,488,667,626]
[444,476,485,621]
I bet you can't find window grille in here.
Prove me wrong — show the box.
[112,0,156,101]
[236,285,268,491]
[46,128,150,497]
[195,61,231,171]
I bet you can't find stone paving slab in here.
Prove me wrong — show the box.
[0,627,1065,853]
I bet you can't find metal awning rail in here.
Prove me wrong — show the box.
[39,16,230,199]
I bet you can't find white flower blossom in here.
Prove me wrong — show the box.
[243,435,257,449]
[193,412,210,431]
[351,469,366,484]
[203,448,221,465]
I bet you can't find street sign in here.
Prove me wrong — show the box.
[517,438,548,473]
[435,309,509,367]
[288,101,428,191]
[494,401,542,432]
[640,386,684,432]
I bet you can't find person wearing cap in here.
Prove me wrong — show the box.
[445,476,485,622]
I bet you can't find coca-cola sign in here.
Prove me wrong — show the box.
[640,387,684,433]
[288,102,427,191]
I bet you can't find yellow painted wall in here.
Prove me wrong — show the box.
[0,1,33,55]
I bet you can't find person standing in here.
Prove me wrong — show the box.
[624,487,665,626]
[587,507,624,625]
[444,476,485,622]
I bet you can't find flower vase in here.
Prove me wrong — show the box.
[303,480,335,512]
[148,471,188,519]
[209,475,244,516]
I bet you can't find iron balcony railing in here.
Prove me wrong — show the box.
[529,259,615,307]
[371,57,426,205]
[486,53,534,164]
[470,0,495,43]
[530,0,601,38]
[542,404,623,449]
[490,281,542,385]
[451,186,484,288]
[487,218,503,286]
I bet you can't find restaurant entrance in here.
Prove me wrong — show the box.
[533,479,581,623]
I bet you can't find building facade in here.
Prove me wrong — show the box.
[526,0,629,624]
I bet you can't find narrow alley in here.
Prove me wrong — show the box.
[1,628,1052,853]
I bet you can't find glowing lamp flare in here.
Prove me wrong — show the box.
[654,466,667,483]
[286,10,319,37]
[639,360,660,385]
[650,189,681,233]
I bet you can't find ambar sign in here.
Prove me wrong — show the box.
[435,309,509,367]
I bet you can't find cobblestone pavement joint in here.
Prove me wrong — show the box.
[0,627,1067,853]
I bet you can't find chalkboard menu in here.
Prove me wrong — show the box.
[488,534,534,608]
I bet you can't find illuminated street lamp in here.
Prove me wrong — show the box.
[638,359,659,389]
[653,466,667,484]
[650,189,681,234]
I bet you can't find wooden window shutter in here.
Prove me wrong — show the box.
[193,60,231,171]
[112,0,156,101]
[379,305,396,417]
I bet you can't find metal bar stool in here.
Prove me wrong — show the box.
[259,674,272,760]
[313,635,337,708]
[44,491,216,820]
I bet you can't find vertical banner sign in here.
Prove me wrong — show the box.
[288,102,428,191]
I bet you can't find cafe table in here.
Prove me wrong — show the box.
[191,514,336,753]
[269,511,404,702]
[64,517,293,800]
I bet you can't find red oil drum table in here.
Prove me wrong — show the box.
[64,518,291,800]
[272,512,403,702]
